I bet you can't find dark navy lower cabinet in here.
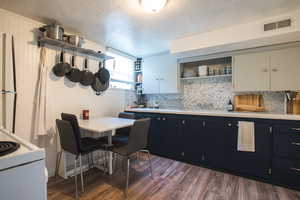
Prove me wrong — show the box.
[203,120,237,169]
[272,123,300,189]
[131,111,300,190]
[228,122,272,179]
[160,117,182,160]
[272,157,300,187]
[181,118,206,165]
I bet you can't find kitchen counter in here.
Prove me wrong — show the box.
[125,108,300,121]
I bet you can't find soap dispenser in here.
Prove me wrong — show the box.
[226,99,234,112]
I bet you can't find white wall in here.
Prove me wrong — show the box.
[0,8,127,176]
[171,9,300,57]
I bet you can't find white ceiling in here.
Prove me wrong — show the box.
[1,0,300,57]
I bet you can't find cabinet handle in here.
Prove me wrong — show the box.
[271,68,278,72]
[292,128,300,131]
[290,167,300,172]
[182,120,185,124]
[228,123,232,127]
[181,152,185,156]
[162,118,166,121]
[157,117,161,120]
[292,142,300,146]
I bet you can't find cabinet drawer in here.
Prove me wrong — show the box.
[274,133,300,159]
[272,157,300,188]
[274,124,300,134]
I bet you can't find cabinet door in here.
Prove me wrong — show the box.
[203,120,236,169]
[143,60,159,94]
[182,119,205,165]
[147,116,164,155]
[234,52,270,91]
[228,122,271,178]
[270,46,300,91]
[161,117,182,160]
[143,53,178,94]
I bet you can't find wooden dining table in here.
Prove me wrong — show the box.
[78,117,135,174]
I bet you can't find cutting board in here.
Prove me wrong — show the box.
[234,94,265,112]
[292,92,300,114]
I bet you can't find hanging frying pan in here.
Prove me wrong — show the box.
[97,61,110,84]
[66,55,82,82]
[80,58,95,86]
[92,76,109,95]
[52,51,71,77]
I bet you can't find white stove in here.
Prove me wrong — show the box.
[0,128,47,200]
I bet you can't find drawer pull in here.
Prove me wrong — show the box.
[290,167,300,172]
[292,128,300,131]
[292,142,300,146]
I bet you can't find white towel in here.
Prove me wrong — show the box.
[32,47,54,139]
[238,121,255,152]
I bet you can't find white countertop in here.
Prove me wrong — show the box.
[78,117,135,133]
[125,108,300,121]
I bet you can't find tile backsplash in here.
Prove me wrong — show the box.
[131,76,286,114]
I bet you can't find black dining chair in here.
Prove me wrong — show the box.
[55,113,109,194]
[109,118,153,197]
[111,112,136,147]
[56,119,83,200]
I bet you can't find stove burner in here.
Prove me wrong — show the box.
[0,141,20,157]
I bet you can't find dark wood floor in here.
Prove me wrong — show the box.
[48,154,300,200]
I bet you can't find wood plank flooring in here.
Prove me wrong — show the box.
[48,154,300,200]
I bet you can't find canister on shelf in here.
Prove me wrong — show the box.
[198,65,208,77]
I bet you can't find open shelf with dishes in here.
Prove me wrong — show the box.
[180,56,232,80]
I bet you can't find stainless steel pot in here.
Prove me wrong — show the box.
[40,24,64,40]
[68,35,84,47]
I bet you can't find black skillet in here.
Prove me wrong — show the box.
[97,61,110,84]
[92,76,109,95]
[52,51,71,77]
[66,55,82,82]
[80,58,95,86]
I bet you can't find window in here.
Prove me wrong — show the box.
[105,51,135,90]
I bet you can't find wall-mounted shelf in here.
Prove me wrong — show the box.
[180,74,232,80]
[38,37,113,60]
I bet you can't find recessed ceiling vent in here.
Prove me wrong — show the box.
[264,19,291,31]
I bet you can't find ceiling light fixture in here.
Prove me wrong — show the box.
[140,0,167,13]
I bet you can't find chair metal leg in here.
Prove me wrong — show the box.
[145,150,154,179]
[55,151,62,178]
[74,157,79,200]
[79,154,85,193]
[125,158,130,198]
[91,152,94,167]
[140,150,154,179]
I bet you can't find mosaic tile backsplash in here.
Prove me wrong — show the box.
[139,76,285,114]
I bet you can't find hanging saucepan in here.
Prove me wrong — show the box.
[66,54,82,82]
[80,58,95,86]
[52,51,71,77]
[92,75,109,95]
[97,61,110,84]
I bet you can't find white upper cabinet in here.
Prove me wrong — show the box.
[269,46,300,91]
[234,52,270,92]
[234,46,300,92]
[143,53,179,94]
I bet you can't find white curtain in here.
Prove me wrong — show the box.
[32,47,54,139]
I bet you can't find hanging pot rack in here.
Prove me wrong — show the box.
[37,36,113,61]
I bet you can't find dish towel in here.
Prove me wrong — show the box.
[238,121,255,152]
[32,47,54,139]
